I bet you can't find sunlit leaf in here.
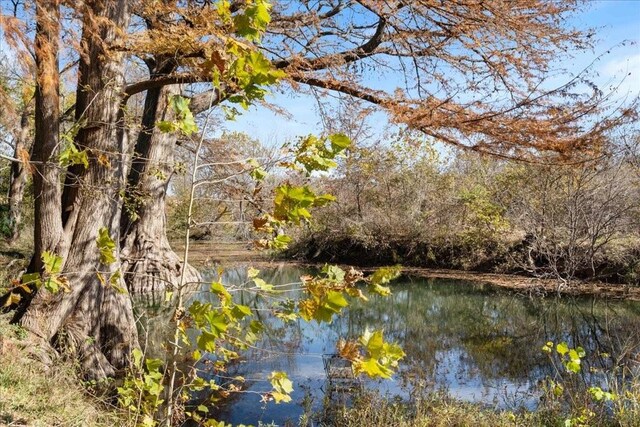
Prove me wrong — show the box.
[247,267,260,278]
[329,133,351,151]
[269,371,293,403]
[556,342,569,356]
[210,281,231,302]
[96,227,117,265]
[322,264,345,282]
[42,250,63,275]
[231,304,252,320]
[198,330,217,352]
[253,277,274,292]
[370,266,402,286]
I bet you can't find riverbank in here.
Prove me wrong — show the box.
[397,267,640,301]
[286,233,640,286]
[170,240,269,265]
[172,240,640,301]
[3,238,637,302]
[0,317,124,426]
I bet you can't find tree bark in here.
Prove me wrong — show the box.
[30,0,63,269]
[120,84,201,295]
[17,0,138,380]
[8,108,31,243]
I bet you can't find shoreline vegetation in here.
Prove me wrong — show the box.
[171,241,640,301]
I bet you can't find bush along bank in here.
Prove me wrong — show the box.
[286,232,640,286]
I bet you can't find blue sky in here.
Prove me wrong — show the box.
[1,1,638,146]
[222,1,640,146]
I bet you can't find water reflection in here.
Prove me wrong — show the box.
[140,264,640,426]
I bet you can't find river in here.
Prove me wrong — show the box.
[137,263,640,426]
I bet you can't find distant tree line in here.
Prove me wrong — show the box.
[288,129,640,285]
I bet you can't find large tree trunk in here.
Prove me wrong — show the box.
[30,0,63,268]
[8,108,30,243]
[121,83,201,295]
[18,0,137,380]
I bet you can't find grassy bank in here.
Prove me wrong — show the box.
[320,385,640,427]
[0,317,124,427]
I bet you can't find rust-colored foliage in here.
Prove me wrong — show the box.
[99,0,636,161]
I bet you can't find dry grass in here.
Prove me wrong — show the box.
[0,237,31,296]
[0,317,125,427]
[170,240,270,266]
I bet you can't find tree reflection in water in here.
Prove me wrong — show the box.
[139,264,640,426]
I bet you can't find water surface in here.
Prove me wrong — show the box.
[143,264,640,425]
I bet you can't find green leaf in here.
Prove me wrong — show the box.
[59,141,89,169]
[370,283,391,297]
[145,358,163,373]
[313,194,336,206]
[269,371,293,403]
[357,357,387,378]
[47,276,70,293]
[589,386,604,401]
[210,281,231,302]
[568,349,580,362]
[96,227,117,265]
[132,348,143,368]
[253,1,271,27]
[165,290,173,302]
[42,250,63,275]
[325,291,349,312]
[361,329,385,359]
[21,272,41,286]
[253,277,274,292]
[41,251,68,293]
[553,382,564,397]
[206,311,229,336]
[197,330,217,352]
[370,266,402,286]
[157,121,176,133]
[329,133,351,151]
[109,269,127,294]
[354,329,405,379]
[178,114,198,135]
[322,264,345,282]
[250,320,264,334]
[556,342,569,356]
[160,96,199,136]
[272,234,292,249]
[248,158,267,181]
[311,291,349,323]
[368,266,401,296]
[247,267,260,279]
[231,304,252,320]
[566,360,581,374]
[171,95,190,115]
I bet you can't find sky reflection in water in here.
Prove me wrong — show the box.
[176,264,640,426]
